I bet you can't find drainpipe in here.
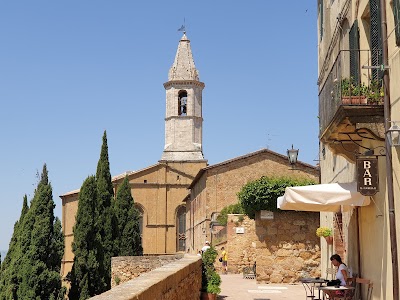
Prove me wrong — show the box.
[380,0,399,299]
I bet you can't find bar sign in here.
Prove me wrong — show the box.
[357,157,379,196]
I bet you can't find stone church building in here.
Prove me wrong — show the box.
[60,33,319,279]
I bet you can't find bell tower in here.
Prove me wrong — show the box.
[161,33,205,161]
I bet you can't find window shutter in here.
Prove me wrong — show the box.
[349,20,360,85]
[394,0,400,46]
[369,0,383,80]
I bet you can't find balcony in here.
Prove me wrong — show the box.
[319,50,385,162]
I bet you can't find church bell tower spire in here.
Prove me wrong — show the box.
[161,33,205,161]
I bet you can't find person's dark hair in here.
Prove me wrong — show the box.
[330,254,346,265]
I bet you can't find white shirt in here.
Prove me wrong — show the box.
[201,245,210,253]
[336,264,348,286]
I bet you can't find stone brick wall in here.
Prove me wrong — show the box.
[187,149,320,254]
[214,213,321,283]
[111,254,184,287]
[90,254,202,300]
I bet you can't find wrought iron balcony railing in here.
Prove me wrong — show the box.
[319,49,384,139]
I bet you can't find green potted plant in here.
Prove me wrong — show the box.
[341,78,368,104]
[201,246,221,300]
[366,79,384,104]
[316,227,333,244]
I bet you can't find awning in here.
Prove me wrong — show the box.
[277,182,371,212]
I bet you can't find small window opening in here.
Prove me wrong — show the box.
[144,180,147,183]
[178,91,187,116]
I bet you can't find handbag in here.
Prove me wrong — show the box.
[327,279,341,286]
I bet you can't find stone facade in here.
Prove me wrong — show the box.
[90,254,202,300]
[186,148,320,254]
[215,213,321,283]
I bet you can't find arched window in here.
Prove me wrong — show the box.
[176,206,186,252]
[178,91,187,116]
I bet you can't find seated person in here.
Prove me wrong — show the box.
[324,254,353,299]
[330,254,349,286]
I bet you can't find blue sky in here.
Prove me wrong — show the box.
[0,1,318,252]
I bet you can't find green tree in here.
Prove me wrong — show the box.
[95,131,117,291]
[216,203,245,226]
[114,176,143,256]
[68,176,104,300]
[238,176,316,218]
[15,165,65,300]
[0,195,29,300]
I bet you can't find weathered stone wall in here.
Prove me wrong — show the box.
[215,213,321,283]
[111,254,185,287]
[186,149,320,254]
[91,254,202,300]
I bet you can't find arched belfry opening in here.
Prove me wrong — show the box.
[178,90,187,116]
[176,205,186,252]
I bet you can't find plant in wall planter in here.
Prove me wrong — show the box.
[201,246,221,300]
[316,227,333,244]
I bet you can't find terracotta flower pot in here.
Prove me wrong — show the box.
[325,236,333,245]
[201,292,217,300]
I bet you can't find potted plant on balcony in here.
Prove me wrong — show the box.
[316,227,333,244]
[341,78,368,104]
[366,79,384,104]
[201,246,221,300]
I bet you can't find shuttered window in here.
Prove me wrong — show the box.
[370,0,383,80]
[394,0,400,46]
[349,20,360,85]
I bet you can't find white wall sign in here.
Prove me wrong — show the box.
[235,227,245,234]
[260,210,274,220]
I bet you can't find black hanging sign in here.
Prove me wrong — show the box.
[357,156,379,196]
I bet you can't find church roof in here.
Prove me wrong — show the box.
[60,163,162,198]
[168,33,200,81]
[188,148,319,189]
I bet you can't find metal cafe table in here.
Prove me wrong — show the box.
[319,285,355,299]
[300,278,327,300]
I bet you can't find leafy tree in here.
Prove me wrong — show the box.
[14,165,65,299]
[68,176,104,300]
[114,176,143,256]
[216,203,245,226]
[238,176,316,218]
[95,131,117,291]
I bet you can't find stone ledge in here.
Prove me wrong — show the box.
[89,254,202,300]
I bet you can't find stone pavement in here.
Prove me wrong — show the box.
[219,274,306,300]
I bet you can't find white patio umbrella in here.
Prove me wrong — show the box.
[277,182,370,212]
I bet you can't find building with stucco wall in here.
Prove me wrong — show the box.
[317,0,400,299]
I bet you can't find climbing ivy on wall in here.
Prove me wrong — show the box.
[238,176,316,219]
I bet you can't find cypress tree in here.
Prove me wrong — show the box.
[16,164,65,300]
[114,176,143,256]
[0,195,29,300]
[95,131,117,291]
[68,176,104,299]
